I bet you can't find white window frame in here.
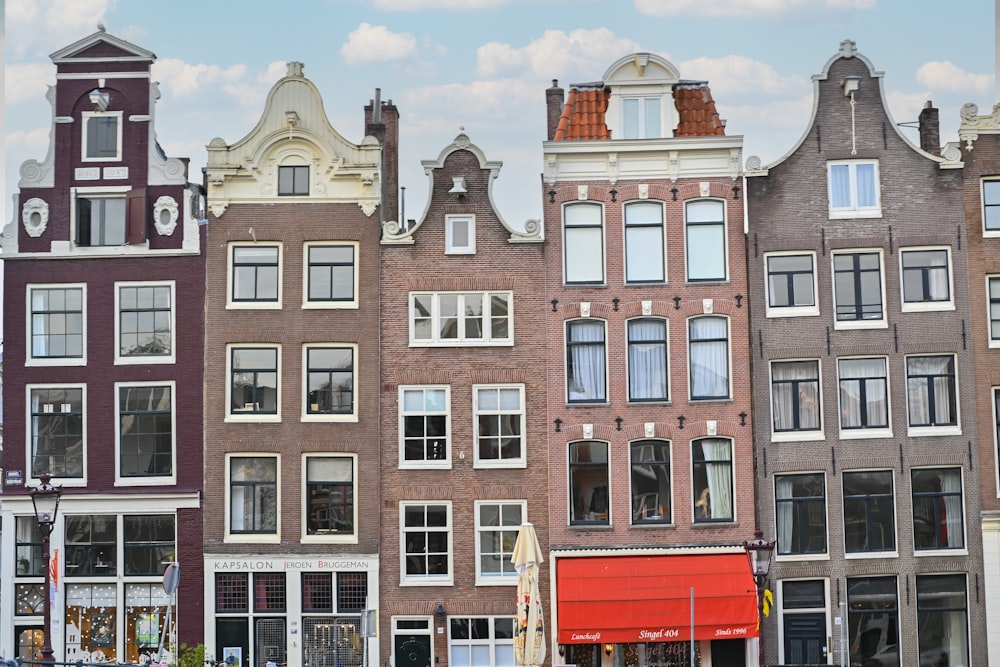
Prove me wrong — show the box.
[982,178,1000,237]
[399,501,453,586]
[776,578,831,667]
[623,201,666,283]
[565,318,609,404]
[899,246,954,312]
[302,241,359,309]
[842,469,899,560]
[988,276,1000,349]
[836,356,893,440]
[71,185,132,250]
[687,315,731,401]
[81,110,123,162]
[629,439,672,524]
[831,249,887,330]
[473,500,526,585]
[25,383,88,487]
[764,251,819,318]
[827,159,882,218]
[227,241,283,310]
[769,359,824,442]
[301,453,358,545]
[226,344,281,423]
[409,291,513,347]
[114,380,177,487]
[905,353,961,437]
[563,203,605,285]
[448,615,517,667]
[301,343,359,423]
[773,472,829,561]
[114,280,176,365]
[399,385,452,469]
[620,96,663,139]
[445,214,476,254]
[26,283,88,367]
[684,198,728,283]
[911,466,968,555]
[993,388,1000,499]
[472,384,526,468]
[225,453,281,544]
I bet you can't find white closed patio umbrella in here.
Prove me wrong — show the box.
[512,522,546,667]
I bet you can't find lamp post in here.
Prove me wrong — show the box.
[31,472,63,664]
[743,529,775,667]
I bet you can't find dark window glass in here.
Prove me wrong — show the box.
[912,468,964,550]
[123,515,175,575]
[847,577,899,667]
[216,573,249,612]
[403,504,450,577]
[307,348,354,415]
[253,573,286,611]
[232,246,279,302]
[916,575,969,667]
[775,473,826,555]
[834,252,883,321]
[475,387,523,463]
[901,249,950,303]
[230,457,278,534]
[64,515,118,576]
[767,254,815,308]
[630,440,670,524]
[306,457,354,536]
[843,471,895,552]
[302,573,333,612]
[86,115,119,158]
[230,348,278,415]
[119,285,171,356]
[308,245,355,302]
[15,516,45,576]
[989,277,1000,340]
[569,441,609,525]
[337,572,368,612]
[30,387,84,478]
[984,180,1000,231]
[278,165,309,195]
[76,196,126,247]
[567,320,606,402]
[401,387,448,463]
[119,385,173,477]
[692,438,733,522]
[906,356,957,427]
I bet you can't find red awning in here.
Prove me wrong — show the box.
[556,553,759,644]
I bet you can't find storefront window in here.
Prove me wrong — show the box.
[125,583,175,662]
[847,576,899,667]
[65,583,119,662]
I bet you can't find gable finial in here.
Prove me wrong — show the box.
[838,39,857,59]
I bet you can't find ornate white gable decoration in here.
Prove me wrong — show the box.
[22,198,50,237]
[153,195,179,235]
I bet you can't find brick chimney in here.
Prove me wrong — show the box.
[918,100,940,155]
[546,79,564,140]
[366,90,400,223]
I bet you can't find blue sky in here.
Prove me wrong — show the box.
[4,0,996,228]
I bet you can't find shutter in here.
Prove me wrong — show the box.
[126,188,147,245]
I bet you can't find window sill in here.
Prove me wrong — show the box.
[907,425,962,437]
[838,428,893,440]
[900,302,955,313]
[410,340,514,348]
[399,579,455,587]
[399,462,453,470]
[771,430,825,443]
[26,357,88,367]
[765,307,820,318]
[224,534,281,544]
[828,209,883,220]
[568,523,613,530]
[115,477,177,487]
[302,413,359,423]
[988,339,1000,349]
[833,319,888,330]
[226,414,281,423]
[473,461,527,469]
[475,577,517,587]
[226,302,283,310]
[626,399,671,406]
[914,548,968,557]
[630,521,674,529]
[566,400,610,407]
[691,519,736,527]
[301,534,358,545]
[302,301,359,310]
[775,553,830,562]
[844,551,898,560]
[115,355,176,366]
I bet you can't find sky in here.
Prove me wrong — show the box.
[3,0,997,231]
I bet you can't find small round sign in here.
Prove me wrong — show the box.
[162,562,180,595]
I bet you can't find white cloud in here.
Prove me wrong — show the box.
[885,90,935,125]
[7,0,119,56]
[916,61,993,94]
[477,29,641,80]
[341,23,418,65]
[405,78,538,118]
[680,55,809,96]
[5,64,55,105]
[220,61,288,111]
[153,59,248,98]
[6,128,53,164]
[635,0,873,18]
[373,0,510,9]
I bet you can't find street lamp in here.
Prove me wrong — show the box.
[743,529,775,667]
[31,472,62,664]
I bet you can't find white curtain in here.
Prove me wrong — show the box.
[31,291,48,357]
[907,357,953,425]
[628,319,667,400]
[568,321,606,401]
[856,163,876,207]
[830,164,850,208]
[772,361,818,431]
[839,358,887,428]
[941,470,963,548]
[700,439,732,520]
[690,318,728,398]
[775,477,795,554]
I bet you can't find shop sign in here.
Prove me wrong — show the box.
[212,558,372,571]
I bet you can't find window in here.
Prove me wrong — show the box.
[765,253,818,317]
[569,441,609,525]
[29,285,84,362]
[65,515,117,575]
[229,456,278,536]
[775,474,826,555]
[989,277,1000,345]
[685,199,726,281]
[16,516,45,576]
[983,179,1000,232]
[449,616,515,667]
[400,386,450,467]
[838,358,889,434]
[117,383,174,481]
[116,282,174,362]
[254,573,287,611]
[916,575,969,667]
[621,97,661,139]
[833,251,884,326]
[216,573,249,612]
[906,355,957,430]
[846,577,898,667]
[410,291,512,346]
[843,471,895,554]
[563,203,604,284]
[473,385,525,467]
[770,360,821,435]
[29,386,84,479]
[780,580,828,666]
[304,346,355,418]
[229,346,279,418]
[446,215,475,254]
[624,202,665,282]
[278,165,309,196]
[566,320,607,403]
[304,456,355,538]
[123,515,176,575]
[630,440,670,524]
[692,438,733,522]
[76,195,125,246]
[475,501,524,583]
[912,467,964,550]
[401,502,452,583]
[82,111,122,161]
[828,160,880,217]
[627,318,668,402]
[900,248,952,310]
[689,316,729,400]
[230,244,280,305]
[305,243,356,307]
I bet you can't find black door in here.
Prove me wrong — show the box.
[217,618,250,667]
[394,633,431,667]
[711,638,746,667]
[784,613,827,664]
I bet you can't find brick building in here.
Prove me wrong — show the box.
[201,63,391,667]
[378,133,546,667]
[541,53,758,667]
[745,41,986,667]
[0,29,205,661]
[957,101,1000,666]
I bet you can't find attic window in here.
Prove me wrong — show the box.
[82,111,123,161]
[622,97,661,139]
[279,166,309,196]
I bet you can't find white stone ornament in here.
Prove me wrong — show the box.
[153,195,179,236]
[22,198,49,237]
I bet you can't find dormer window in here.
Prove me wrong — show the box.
[82,111,123,162]
[278,165,309,196]
[622,97,661,139]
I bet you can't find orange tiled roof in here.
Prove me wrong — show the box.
[551,80,727,140]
